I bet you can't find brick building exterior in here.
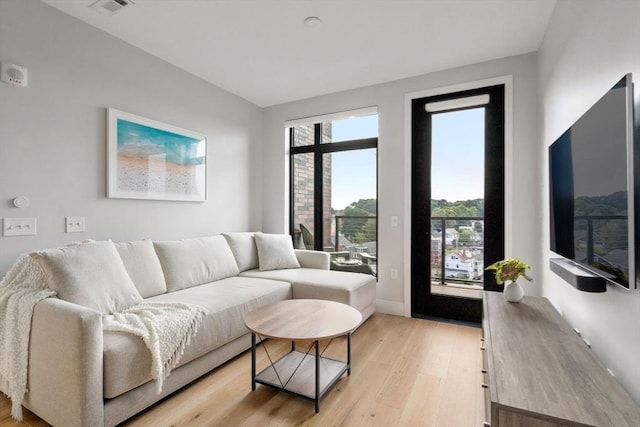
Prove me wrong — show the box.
[292,124,333,249]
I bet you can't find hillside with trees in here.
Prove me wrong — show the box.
[431,198,484,217]
[575,191,628,252]
[431,198,484,234]
[334,199,376,244]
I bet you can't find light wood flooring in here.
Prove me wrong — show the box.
[0,313,484,427]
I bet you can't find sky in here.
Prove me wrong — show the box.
[431,108,484,201]
[331,148,377,210]
[331,115,377,210]
[329,109,484,210]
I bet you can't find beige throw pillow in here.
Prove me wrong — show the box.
[32,240,143,314]
[254,233,301,271]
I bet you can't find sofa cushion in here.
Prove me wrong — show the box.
[254,233,300,271]
[102,276,291,398]
[115,239,167,298]
[32,240,143,314]
[222,232,261,272]
[154,236,240,292]
[240,268,376,313]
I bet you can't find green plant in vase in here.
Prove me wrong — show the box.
[485,258,532,302]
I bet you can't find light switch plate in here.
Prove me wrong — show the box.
[3,218,37,236]
[66,216,85,233]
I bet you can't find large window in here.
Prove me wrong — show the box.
[288,109,378,276]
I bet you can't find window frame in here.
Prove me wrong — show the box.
[288,115,379,251]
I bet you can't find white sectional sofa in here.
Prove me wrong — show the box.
[19,232,376,427]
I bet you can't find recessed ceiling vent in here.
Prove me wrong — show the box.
[89,0,135,15]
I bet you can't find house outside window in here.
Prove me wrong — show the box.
[287,108,378,276]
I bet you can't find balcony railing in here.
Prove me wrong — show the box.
[573,215,627,265]
[332,215,377,276]
[333,215,376,253]
[431,216,484,287]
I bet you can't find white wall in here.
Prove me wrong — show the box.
[538,0,640,402]
[263,53,540,314]
[0,0,263,275]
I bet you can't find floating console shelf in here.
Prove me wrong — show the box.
[549,258,607,292]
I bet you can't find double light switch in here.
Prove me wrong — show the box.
[66,217,85,233]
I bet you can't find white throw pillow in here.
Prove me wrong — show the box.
[115,239,167,298]
[154,235,240,292]
[222,232,261,272]
[254,233,301,271]
[32,240,143,314]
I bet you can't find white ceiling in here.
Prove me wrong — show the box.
[41,0,557,107]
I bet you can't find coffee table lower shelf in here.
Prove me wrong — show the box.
[252,341,351,413]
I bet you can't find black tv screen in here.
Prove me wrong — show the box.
[549,74,636,289]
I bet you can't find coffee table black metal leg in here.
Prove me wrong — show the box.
[251,332,256,391]
[315,340,320,413]
[347,332,352,375]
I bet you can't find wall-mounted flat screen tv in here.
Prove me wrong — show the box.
[549,74,636,289]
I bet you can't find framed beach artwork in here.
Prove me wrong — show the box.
[107,108,207,202]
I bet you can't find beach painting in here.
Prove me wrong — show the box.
[107,108,207,201]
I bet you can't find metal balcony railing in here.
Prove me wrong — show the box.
[431,216,484,286]
[573,215,627,265]
[333,215,377,256]
[330,215,377,276]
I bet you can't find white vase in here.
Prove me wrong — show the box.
[503,280,524,303]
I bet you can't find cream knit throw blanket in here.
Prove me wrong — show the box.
[0,255,206,421]
[0,255,55,420]
[103,301,206,394]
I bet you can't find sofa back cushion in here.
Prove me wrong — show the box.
[115,239,167,298]
[32,240,143,314]
[222,232,261,272]
[154,236,240,292]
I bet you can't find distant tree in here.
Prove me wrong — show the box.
[431,199,448,211]
[430,198,484,218]
[575,191,626,216]
[337,198,377,242]
[458,229,474,245]
[355,218,377,244]
[575,191,627,251]
[348,199,377,214]
[431,199,484,236]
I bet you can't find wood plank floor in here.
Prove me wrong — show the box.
[0,313,484,427]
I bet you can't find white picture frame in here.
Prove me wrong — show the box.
[107,108,207,202]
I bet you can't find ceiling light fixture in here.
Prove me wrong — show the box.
[304,16,323,29]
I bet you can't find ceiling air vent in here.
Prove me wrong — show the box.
[89,0,135,15]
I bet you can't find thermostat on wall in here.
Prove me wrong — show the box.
[1,62,28,87]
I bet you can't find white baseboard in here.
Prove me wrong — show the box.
[374,299,405,316]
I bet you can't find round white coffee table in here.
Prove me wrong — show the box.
[244,299,362,412]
